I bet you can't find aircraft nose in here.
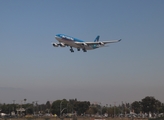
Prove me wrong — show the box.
[55,35,59,39]
[55,34,61,38]
[55,35,62,41]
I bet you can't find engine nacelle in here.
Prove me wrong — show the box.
[59,43,66,47]
[99,42,104,45]
[82,43,88,46]
[52,43,59,47]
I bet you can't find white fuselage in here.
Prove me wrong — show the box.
[55,36,96,50]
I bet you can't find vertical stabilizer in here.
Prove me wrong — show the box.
[94,36,100,42]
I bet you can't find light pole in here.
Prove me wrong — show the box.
[99,102,102,117]
[60,101,63,118]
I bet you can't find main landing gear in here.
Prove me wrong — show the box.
[70,47,74,52]
[70,47,87,52]
[82,48,87,52]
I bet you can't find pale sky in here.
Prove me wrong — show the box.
[0,0,164,105]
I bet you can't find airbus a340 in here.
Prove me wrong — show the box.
[52,34,121,52]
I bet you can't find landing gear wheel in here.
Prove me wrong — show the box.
[82,48,87,52]
[70,49,74,52]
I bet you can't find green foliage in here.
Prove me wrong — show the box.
[73,101,90,115]
[142,96,161,113]
[46,101,51,110]
[0,96,164,116]
[0,103,17,114]
[51,99,68,116]
[131,101,142,114]
[102,107,107,114]
[86,106,98,115]
[107,106,120,117]
[51,100,62,115]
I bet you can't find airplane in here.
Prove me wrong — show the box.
[52,34,121,52]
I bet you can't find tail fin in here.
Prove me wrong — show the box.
[94,35,100,42]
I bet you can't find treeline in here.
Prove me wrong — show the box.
[0,96,164,116]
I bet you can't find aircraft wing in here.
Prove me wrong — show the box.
[75,39,121,45]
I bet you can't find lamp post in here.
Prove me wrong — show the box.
[60,101,63,118]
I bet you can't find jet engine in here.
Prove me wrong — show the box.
[82,43,88,46]
[59,43,66,47]
[99,42,104,45]
[52,43,59,47]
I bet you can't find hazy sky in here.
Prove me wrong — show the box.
[0,0,164,105]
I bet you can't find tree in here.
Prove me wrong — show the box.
[24,99,27,104]
[131,101,142,114]
[86,106,98,115]
[160,103,164,113]
[51,99,68,116]
[73,101,90,115]
[46,101,51,113]
[26,104,33,114]
[141,96,161,113]
[102,106,107,114]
